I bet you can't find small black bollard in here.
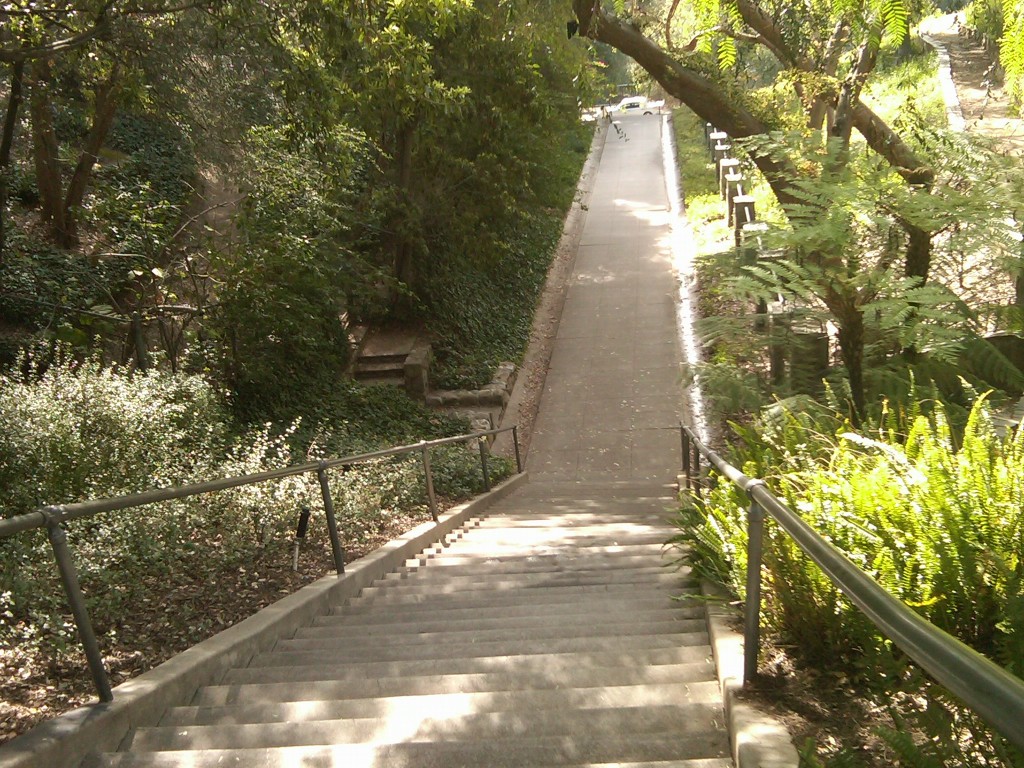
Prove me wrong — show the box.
[292,506,311,572]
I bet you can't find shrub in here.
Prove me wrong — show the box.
[674,396,1024,761]
[0,350,512,662]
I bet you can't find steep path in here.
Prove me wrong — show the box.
[921,13,1024,154]
[2,112,744,768]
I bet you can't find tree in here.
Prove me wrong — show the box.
[2,0,202,247]
[567,0,968,419]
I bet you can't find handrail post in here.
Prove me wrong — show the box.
[743,482,767,684]
[42,509,112,702]
[511,426,523,474]
[420,441,439,522]
[478,437,491,492]
[316,464,346,574]
[681,425,691,489]
[691,443,702,498]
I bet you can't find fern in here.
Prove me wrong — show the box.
[717,35,737,69]
[876,728,945,768]
[878,0,909,48]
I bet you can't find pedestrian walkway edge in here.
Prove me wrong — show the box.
[703,579,800,768]
[0,472,528,768]
[494,120,609,462]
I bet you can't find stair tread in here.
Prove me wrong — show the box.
[206,654,715,701]
[92,732,730,767]
[134,701,724,751]
[305,605,702,634]
[162,680,720,726]
[276,618,705,650]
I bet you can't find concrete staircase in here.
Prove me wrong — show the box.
[85,482,731,768]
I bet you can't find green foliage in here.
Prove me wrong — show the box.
[673,395,1024,761]
[204,126,371,421]
[0,350,508,661]
[999,0,1024,107]
[861,47,946,130]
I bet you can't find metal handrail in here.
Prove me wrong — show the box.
[680,423,1024,753]
[1,424,523,703]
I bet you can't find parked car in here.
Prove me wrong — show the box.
[617,96,646,112]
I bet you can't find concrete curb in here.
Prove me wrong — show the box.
[493,120,609,463]
[920,28,967,132]
[702,579,799,768]
[0,473,528,768]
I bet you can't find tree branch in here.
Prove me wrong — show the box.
[573,0,801,206]
[0,21,109,63]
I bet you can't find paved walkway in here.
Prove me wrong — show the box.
[529,114,687,482]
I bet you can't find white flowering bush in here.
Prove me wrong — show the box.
[0,348,512,659]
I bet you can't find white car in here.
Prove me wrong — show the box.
[616,96,664,115]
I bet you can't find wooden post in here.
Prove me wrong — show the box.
[740,222,771,329]
[789,323,830,395]
[733,195,756,245]
[725,173,745,224]
[769,312,787,385]
[718,158,741,197]
[708,131,728,160]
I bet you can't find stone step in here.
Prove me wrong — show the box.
[466,510,675,523]
[161,680,719,727]
[405,542,667,565]
[377,563,672,589]
[306,603,702,634]
[92,732,729,767]
[429,540,673,555]
[343,580,698,608]
[356,569,689,600]
[278,617,705,650]
[131,702,722,752]
[210,651,714,699]
[248,631,708,665]
[330,592,687,620]
[396,552,671,576]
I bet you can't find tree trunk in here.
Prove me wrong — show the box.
[903,220,932,282]
[393,120,415,290]
[0,59,26,258]
[835,305,866,425]
[63,64,121,244]
[29,58,69,245]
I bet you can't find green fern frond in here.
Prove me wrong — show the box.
[717,36,737,70]
[875,726,945,768]
[879,0,908,48]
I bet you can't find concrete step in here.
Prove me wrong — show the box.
[462,512,671,524]
[305,603,702,635]
[404,542,667,565]
[426,536,674,553]
[329,592,687,620]
[355,569,690,600]
[161,680,719,727]
[377,564,673,589]
[247,631,709,665]
[210,652,714,700]
[343,580,698,608]
[392,553,673,577]
[92,732,730,767]
[131,701,722,751]
[277,617,705,650]
[438,524,671,536]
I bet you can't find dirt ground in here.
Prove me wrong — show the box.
[922,12,1024,154]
